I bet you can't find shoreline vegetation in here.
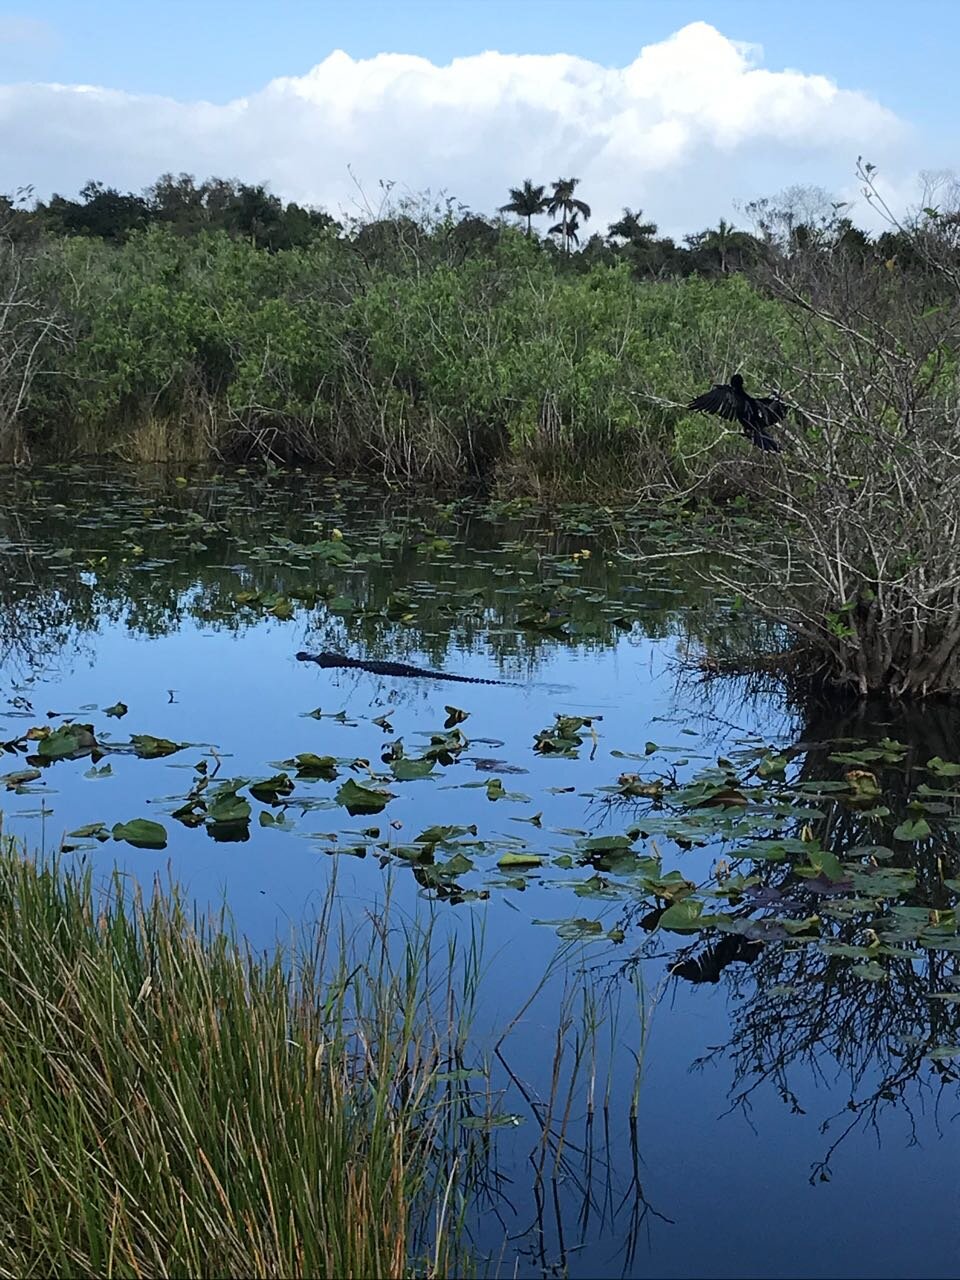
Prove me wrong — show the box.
[0,833,481,1278]
[0,168,949,484]
[2,162,959,694]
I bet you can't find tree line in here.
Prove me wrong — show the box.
[1,169,948,280]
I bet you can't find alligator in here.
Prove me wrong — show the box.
[295,651,513,685]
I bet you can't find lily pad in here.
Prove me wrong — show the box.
[893,817,932,841]
[36,724,98,761]
[131,734,185,760]
[658,898,706,932]
[283,753,339,780]
[927,756,960,777]
[496,852,543,869]
[391,757,436,781]
[336,778,395,816]
[68,822,111,841]
[2,768,42,790]
[249,773,295,803]
[112,818,168,849]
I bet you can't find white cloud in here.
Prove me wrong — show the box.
[0,21,914,235]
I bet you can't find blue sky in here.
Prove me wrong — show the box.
[3,0,954,126]
[0,1,955,233]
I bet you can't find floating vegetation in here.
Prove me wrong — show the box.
[2,469,960,978]
[8,687,960,990]
[3,467,960,1263]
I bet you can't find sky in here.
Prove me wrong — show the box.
[0,0,956,237]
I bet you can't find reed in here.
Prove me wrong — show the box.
[0,837,478,1278]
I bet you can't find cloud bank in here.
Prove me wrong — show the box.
[0,22,909,234]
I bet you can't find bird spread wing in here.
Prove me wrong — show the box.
[687,384,739,422]
[754,395,789,427]
[743,424,781,452]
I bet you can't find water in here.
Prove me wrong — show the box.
[1,465,959,1278]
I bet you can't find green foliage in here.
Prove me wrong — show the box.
[8,220,792,488]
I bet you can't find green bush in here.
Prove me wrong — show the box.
[11,223,792,491]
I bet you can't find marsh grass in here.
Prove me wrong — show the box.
[0,837,479,1278]
[112,407,224,466]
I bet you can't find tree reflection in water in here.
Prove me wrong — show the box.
[630,692,960,1184]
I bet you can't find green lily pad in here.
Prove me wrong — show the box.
[112,818,168,849]
[807,849,847,883]
[206,788,251,826]
[68,822,111,841]
[37,724,97,761]
[658,898,705,932]
[131,734,184,759]
[249,773,295,803]
[578,834,635,852]
[927,756,960,777]
[893,817,932,841]
[336,778,395,816]
[496,852,543,869]
[415,824,478,845]
[536,917,605,940]
[283,753,339,780]
[927,1045,960,1060]
[391,756,435,781]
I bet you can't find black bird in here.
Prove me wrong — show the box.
[688,373,787,452]
[670,933,764,985]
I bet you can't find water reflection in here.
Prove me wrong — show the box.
[2,466,960,1277]
[676,697,960,1188]
[0,466,721,674]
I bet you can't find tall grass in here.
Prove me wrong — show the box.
[0,836,479,1278]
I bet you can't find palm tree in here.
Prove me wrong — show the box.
[499,180,547,237]
[709,217,734,274]
[546,177,591,254]
[685,219,760,276]
[607,207,658,245]
[550,213,585,250]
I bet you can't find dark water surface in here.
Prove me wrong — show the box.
[1,467,959,1279]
